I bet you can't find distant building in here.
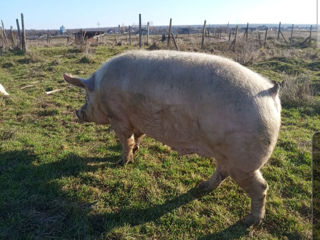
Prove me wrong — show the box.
[59,25,66,35]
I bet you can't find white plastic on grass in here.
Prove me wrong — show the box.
[0,83,9,96]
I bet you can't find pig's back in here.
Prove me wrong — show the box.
[99,50,281,171]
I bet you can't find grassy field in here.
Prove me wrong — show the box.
[0,41,319,239]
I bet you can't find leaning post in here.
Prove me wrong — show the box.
[201,20,207,49]
[16,19,21,44]
[264,27,268,47]
[147,22,149,45]
[167,18,172,47]
[290,24,294,45]
[129,25,132,45]
[21,13,27,52]
[1,20,8,46]
[10,26,16,47]
[245,22,249,41]
[277,21,281,40]
[139,14,142,48]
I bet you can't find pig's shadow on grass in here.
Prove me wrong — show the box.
[0,150,250,239]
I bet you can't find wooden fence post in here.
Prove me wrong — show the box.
[201,20,206,49]
[244,22,249,41]
[1,20,8,46]
[21,13,27,52]
[0,27,3,49]
[290,24,294,45]
[280,30,288,44]
[147,22,149,45]
[129,25,132,45]
[301,25,313,45]
[16,19,21,45]
[230,25,238,50]
[171,33,179,50]
[47,30,50,44]
[277,22,281,40]
[264,27,268,47]
[167,18,172,47]
[10,26,16,46]
[234,25,238,42]
[258,32,262,46]
[139,14,142,48]
[313,132,320,240]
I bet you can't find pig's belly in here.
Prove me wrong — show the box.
[127,103,214,157]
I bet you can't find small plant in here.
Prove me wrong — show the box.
[17,51,45,64]
[79,55,95,64]
[280,74,318,107]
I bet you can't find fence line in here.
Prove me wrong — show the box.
[0,13,317,53]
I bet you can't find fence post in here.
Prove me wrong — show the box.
[277,22,281,40]
[16,19,21,44]
[313,132,320,240]
[234,25,238,43]
[10,26,16,46]
[290,24,294,45]
[230,25,238,50]
[47,30,50,44]
[147,22,149,45]
[244,22,249,41]
[309,25,313,40]
[201,20,206,49]
[264,27,268,47]
[258,32,262,46]
[21,13,27,52]
[167,18,172,47]
[1,20,8,46]
[171,33,179,50]
[139,14,142,48]
[129,25,131,45]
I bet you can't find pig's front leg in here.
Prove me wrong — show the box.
[111,120,135,165]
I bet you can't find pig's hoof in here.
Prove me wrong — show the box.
[116,157,133,166]
[116,158,126,166]
[243,214,262,226]
[116,158,129,166]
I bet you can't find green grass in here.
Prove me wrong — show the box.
[0,45,318,239]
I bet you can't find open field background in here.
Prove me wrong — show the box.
[0,36,319,239]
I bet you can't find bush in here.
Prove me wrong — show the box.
[280,74,319,108]
[78,55,95,64]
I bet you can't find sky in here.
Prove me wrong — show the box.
[0,0,317,30]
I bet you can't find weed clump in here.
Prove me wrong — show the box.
[17,51,45,64]
[280,74,319,109]
[2,61,14,68]
[79,55,95,64]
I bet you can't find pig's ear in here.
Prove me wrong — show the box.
[63,73,86,89]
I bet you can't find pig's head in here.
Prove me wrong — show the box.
[63,73,108,124]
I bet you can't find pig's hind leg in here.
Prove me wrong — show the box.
[229,169,268,225]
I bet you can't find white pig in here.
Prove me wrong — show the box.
[64,50,281,225]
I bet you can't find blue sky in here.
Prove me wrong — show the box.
[0,0,317,29]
